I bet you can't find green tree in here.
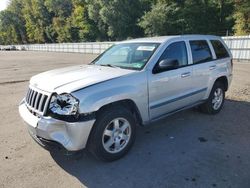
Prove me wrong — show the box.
[45,0,73,42]
[181,0,219,34]
[0,0,27,44]
[213,0,234,36]
[182,0,234,35]
[139,2,182,36]
[87,0,109,41]
[87,0,149,41]
[139,0,234,36]
[233,0,250,35]
[22,0,52,43]
[0,0,247,44]
[70,0,97,41]
[0,10,19,44]
[7,0,27,43]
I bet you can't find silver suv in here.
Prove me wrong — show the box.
[19,35,233,161]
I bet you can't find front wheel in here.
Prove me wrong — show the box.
[200,81,225,114]
[87,106,136,161]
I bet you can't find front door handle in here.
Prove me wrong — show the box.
[209,65,216,70]
[181,72,191,78]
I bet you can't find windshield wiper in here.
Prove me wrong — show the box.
[100,64,119,68]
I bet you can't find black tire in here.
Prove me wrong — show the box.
[199,81,225,114]
[87,105,136,162]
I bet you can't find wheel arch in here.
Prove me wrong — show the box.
[214,76,228,91]
[95,99,143,126]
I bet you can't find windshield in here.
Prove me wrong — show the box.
[92,43,160,70]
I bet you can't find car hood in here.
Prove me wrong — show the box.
[30,64,135,93]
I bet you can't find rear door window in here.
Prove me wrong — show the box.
[210,40,229,59]
[190,40,213,64]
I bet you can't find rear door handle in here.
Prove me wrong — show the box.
[209,65,216,70]
[181,72,191,78]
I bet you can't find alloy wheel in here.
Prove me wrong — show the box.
[102,118,131,154]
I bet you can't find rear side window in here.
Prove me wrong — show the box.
[190,40,213,64]
[211,40,229,59]
[159,41,188,67]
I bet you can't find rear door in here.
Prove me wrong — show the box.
[210,39,232,75]
[188,40,216,101]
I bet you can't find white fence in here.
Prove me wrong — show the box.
[1,36,250,60]
[5,42,115,54]
[223,36,250,61]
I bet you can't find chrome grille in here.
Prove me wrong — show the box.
[25,87,50,115]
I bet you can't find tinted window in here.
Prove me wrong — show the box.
[159,41,188,67]
[190,40,213,64]
[211,40,229,59]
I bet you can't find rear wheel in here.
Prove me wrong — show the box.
[200,81,225,114]
[87,106,136,161]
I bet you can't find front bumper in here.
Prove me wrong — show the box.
[19,100,95,151]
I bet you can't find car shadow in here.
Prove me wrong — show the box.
[50,99,250,188]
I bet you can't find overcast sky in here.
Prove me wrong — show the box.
[0,0,8,11]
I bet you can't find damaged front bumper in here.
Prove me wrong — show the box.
[19,99,95,152]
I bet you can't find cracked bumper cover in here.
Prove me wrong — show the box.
[19,100,95,151]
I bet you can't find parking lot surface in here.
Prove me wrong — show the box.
[0,51,250,188]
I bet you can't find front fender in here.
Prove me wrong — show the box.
[81,85,139,112]
[72,71,149,123]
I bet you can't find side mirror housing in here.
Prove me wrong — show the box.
[153,59,179,73]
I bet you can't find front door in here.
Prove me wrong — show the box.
[148,41,197,120]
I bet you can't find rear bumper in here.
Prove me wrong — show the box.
[19,99,95,151]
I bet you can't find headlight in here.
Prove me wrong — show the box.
[49,93,79,115]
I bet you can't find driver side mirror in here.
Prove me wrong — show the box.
[153,59,179,74]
